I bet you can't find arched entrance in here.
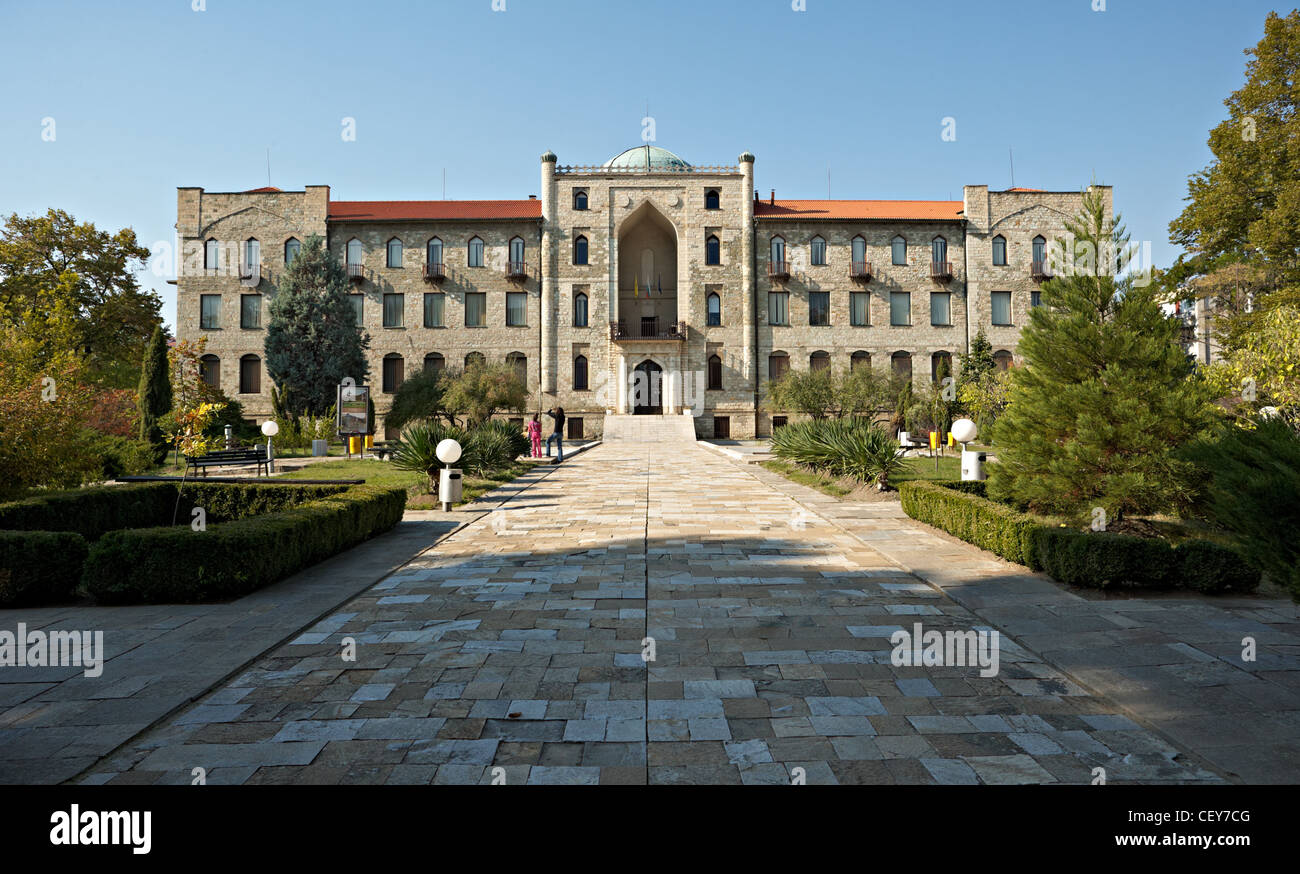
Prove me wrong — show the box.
[632,360,663,415]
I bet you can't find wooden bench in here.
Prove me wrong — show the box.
[369,445,393,461]
[184,447,270,477]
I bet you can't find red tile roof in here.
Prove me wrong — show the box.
[244,186,282,193]
[328,200,542,221]
[1004,187,1045,193]
[755,199,963,221]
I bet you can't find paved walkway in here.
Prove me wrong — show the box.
[79,442,1225,785]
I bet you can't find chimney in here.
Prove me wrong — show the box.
[528,194,537,200]
[770,189,775,206]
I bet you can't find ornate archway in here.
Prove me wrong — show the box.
[632,359,664,415]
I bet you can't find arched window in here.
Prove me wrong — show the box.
[465,351,486,368]
[707,354,723,390]
[851,236,867,269]
[573,190,588,211]
[346,238,363,266]
[891,350,912,381]
[932,236,948,266]
[705,234,721,265]
[426,237,443,269]
[994,350,1014,371]
[992,235,1007,266]
[768,351,790,383]
[284,237,300,266]
[243,238,260,271]
[573,355,589,391]
[239,354,261,394]
[387,238,403,268]
[706,293,721,326]
[891,236,907,266]
[573,292,588,327]
[199,354,220,389]
[850,350,871,372]
[810,350,831,372]
[204,238,219,270]
[770,236,786,265]
[467,237,484,268]
[810,235,827,266]
[506,352,527,385]
[705,189,720,210]
[931,351,953,382]
[509,236,525,269]
[573,235,588,265]
[1032,235,1047,266]
[382,353,405,393]
[424,353,445,376]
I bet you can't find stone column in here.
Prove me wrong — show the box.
[540,152,558,395]
[617,353,627,414]
[739,152,756,395]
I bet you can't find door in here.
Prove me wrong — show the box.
[632,360,663,415]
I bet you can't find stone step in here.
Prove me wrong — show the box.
[602,414,698,443]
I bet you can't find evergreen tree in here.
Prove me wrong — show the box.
[264,236,369,417]
[137,324,171,452]
[988,189,1211,525]
[957,328,995,394]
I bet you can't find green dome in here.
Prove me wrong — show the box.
[603,145,691,171]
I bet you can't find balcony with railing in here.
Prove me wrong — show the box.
[346,262,365,283]
[609,318,687,342]
[768,260,790,281]
[423,262,445,282]
[848,261,873,282]
[239,263,261,287]
[506,260,528,280]
[1031,260,1053,282]
[930,261,953,281]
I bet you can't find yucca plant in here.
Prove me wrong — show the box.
[389,421,467,492]
[772,417,905,489]
[473,419,530,461]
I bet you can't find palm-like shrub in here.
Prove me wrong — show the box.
[473,419,530,461]
[462,427,516,477]
[389,421,467,492]
[771,418,905,488]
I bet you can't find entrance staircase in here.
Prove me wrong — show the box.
[601,414,698,444]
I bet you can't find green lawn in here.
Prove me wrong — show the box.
[895,454,962,484]
[276,457,543,508]
[761,452,964,499]
[759,460,856,497]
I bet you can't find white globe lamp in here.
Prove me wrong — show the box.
[260,420,279,475]
[951,418,978,445]
[436,439,462,465]
[261,420,279,437]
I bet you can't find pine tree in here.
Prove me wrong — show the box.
[264,236,369,417]
[957,328,995,393]
[988,189,1211,525]
[137,324,171,453]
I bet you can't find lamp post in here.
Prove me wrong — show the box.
[951,418,985,482]
[261,420,279,475]
[436,438,463,512]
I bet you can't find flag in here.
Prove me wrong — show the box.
[634,276,639,297]
[657,274,662,296]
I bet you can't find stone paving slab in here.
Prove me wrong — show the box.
[77,442,1228,785]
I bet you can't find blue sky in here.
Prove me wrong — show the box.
[0,0,1282,330]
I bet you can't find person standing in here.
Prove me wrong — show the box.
[527,413,542,458]
[545,406,565,462]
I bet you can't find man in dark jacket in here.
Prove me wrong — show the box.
[545,406,565,462]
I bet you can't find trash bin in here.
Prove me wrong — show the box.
[439,468,462,511]
[348,436,361,455]
[961,448,987,482]
[311,439,328,457]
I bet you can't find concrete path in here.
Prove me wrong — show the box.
[78,442,1224,785]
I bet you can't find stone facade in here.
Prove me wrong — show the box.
[174,147,1110,439]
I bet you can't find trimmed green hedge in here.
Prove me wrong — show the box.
[0,531,88,606]
[899,480,1259,593]
[81,484,406,604]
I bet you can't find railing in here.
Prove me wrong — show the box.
[609,320,687,341]
[239,263,260,287]
[930,261,953,281]
[506,260,527,279]
[346,263,365,282]
[423,262,445,282]
[848,261,873,281]
[555,164,738,175]
[1031,260,1053,281]
[768,260,790,280]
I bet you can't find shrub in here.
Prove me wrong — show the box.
[0,530,88,606]
[1176,539,1262,594]
[773,418,909,488]
[475,419,530,461]
[899,480,1041,568]
[81,484,405,604]
[1031,527,1176,590]
[89,433,156,480]
[391,421,468,491]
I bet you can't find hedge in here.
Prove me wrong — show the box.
[81,484,406,604]
[899,480,1259,593]
[0,530,89,607]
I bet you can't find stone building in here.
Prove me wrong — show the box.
[174,145,1110,439]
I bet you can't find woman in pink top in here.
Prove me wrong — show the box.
[527,413,543,458]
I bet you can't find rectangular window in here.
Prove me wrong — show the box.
[992,291,1012,326]
[468,239,484,268]
[383,293,404,328]
[850,292,869,326]
[931,292,951,326]
[200,294,221,330]
[465,293,486,327]
[240,294,261,329]
[890,291,910,326]
[713,416,731,439]
[239,357,260,394]
[506,292,527,326]
[567,417,584,440]
[1031,290,1042,308]
[423,293,444,328]
[810,238,826,266]
[383,357,404,393]
[808,291,830,326]
[768,292,789,326]
[350,294,364,327]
